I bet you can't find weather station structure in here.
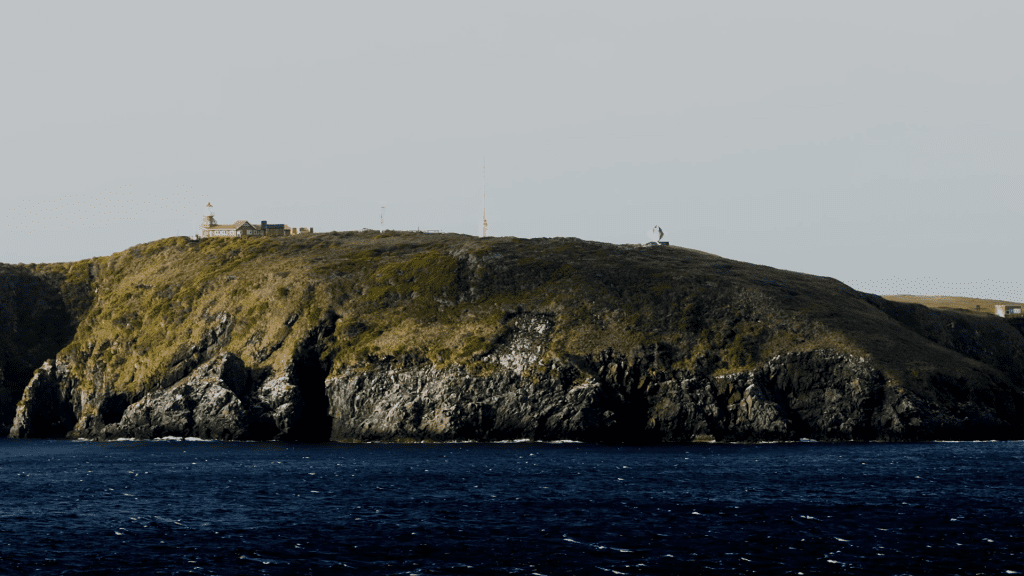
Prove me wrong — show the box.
[482,193,488,238]
[480,160,488,238]
[646,225,669,246]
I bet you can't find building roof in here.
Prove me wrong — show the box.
[206,220,254,231]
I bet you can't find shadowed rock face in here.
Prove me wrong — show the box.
[8,352,324,442]
[5,233,1024,443]
[8,361,78,439]
[65,353,318,442]
[0,266,82,434]
[321,349,1003,443]
[11,345,1009,443]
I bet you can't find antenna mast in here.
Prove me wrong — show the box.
[481,159,488,238]
[380,206,385,234]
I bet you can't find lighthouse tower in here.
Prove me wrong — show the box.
[200,202,217,237]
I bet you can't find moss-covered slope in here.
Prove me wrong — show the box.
[4,231,1024,441]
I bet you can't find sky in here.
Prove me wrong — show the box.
[2,1,1022,300]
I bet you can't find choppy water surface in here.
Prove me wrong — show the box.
[1,439,1023,574]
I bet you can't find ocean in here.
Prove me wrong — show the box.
[1,439,1021,575]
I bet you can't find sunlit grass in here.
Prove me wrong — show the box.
[882,295,1024,316]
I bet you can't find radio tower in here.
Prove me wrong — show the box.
[481,159,488,238]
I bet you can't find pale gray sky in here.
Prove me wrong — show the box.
[2,1,1022,300]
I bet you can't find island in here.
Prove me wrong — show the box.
[3,231,1023,442]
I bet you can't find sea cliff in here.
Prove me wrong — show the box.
[4,232,1024,442]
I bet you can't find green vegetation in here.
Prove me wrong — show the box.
[14,232,841,396]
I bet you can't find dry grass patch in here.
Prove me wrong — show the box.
[882,295,1024,316]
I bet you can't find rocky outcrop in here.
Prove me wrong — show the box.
[101,353,254,440]
[8,352,329,441]
[9,328,1024,443]
[6,347,912,443]
[322,349,1007,443]
[93,353,328,441]
[8,361,79,439]
[0,265,84,429]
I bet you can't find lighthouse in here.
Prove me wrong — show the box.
[200,202,217,232]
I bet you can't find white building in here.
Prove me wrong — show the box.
[199,203,313,238]
[995,304,1023,318]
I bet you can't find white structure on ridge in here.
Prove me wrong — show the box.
[199,202,313,238]
[646,225,668,246]
[480,160,488,238]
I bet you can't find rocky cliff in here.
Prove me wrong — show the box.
[0,262,90,436]
[4,232,1024,442]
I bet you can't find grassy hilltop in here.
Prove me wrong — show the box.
[3,231,1024,441]
[27,231,874,392]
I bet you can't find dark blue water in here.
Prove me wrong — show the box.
[1,439,1023,575]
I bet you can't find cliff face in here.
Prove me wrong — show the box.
[321,346,898,442]
[4,232,1024,442]
[0,263,91,435]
